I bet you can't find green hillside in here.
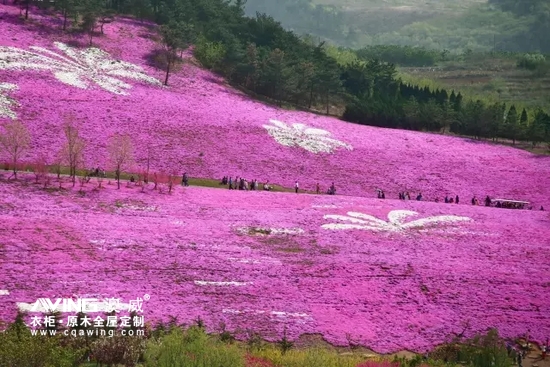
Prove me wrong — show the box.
[244,0,549,53]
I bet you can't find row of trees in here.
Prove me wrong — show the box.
[345,81,550,146]
[0,118,167,191]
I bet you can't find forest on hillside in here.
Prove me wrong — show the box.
[243,0,550,53]
[5,0,550,147]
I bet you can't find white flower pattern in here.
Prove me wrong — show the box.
[263,119,353,154]
[0,83,19,119]
[322,210,471,233]
[0,42,161,95]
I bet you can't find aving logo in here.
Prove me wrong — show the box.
[25,295,149,313]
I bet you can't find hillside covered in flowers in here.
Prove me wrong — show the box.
[0,3,549,207]
[1,2,550,355]
[1,179,549,353]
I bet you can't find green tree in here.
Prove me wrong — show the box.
[54,0,80,30]
[259,48,289,106]
[505,105,520,144]
[404,96,421,130]
[439,100,457,134]
[159,20,196,86]
[79,0,104,46]
[528,109,550,146]
[244,42,260,92]
[519,108,529,140]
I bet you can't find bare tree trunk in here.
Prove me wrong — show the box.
[164,55,172,86]
[63,9,67,30]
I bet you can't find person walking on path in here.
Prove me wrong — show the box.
[295,181,299,193]
[182,172,189,187]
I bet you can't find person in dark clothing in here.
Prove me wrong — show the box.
[445,196,449,203]
[416,193,422,201]
[182,173,189,187]
[455,195,459,204]
[485,196,491,206]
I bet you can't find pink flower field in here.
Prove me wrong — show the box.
[0,4,549,206]
[0,179,549,352]
[1,4,550,354]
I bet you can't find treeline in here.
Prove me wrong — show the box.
[242,0,350,45]
[487,0,550,53]
[345,76,550,145]
[355,45,447,67]
[9,0,550,147]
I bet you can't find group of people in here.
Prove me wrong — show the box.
[217,176,545,210]
[220,176,272,191]
[88,167,106,178]
[508,336,548,367]
[219,176,338,195]
[317,182,337,195]
[397,191,426,201]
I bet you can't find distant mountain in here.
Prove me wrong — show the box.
[244,0,549,52]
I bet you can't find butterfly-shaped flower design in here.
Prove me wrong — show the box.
[322,210,471,233]
[0,42,161,95]
[263,119,353,154]
[0,83,19,119]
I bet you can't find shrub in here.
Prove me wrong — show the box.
[0,319,84,367]
[356,45,441,67]
[144,327,244,367]
[194,34,226,70]
[517,53,546,70]
[356,361,400,367]
[252,347,366,367]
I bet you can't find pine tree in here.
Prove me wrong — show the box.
[505,105,519,144]
[519,108,529,141]
[453,92,463,112]
[528,109,547,147]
